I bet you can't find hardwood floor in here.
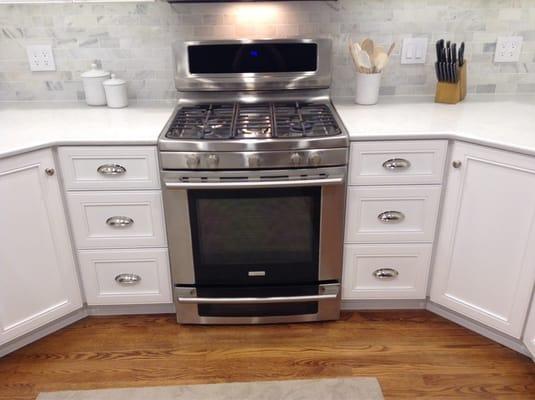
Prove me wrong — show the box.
[0,311,533,400]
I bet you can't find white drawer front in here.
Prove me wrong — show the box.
[58,146,160,191]
[345,185,441,243]
[67,191,167,249]
[78,248,172,305]
[349,140,447,185]
[342,244,432,299]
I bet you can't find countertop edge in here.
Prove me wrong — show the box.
[346,131,535,157]
[4,131,535,160]
[0,138,160,160]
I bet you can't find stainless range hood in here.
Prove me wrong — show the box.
[169,0,335,2]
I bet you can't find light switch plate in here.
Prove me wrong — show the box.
[26,45,56,72]
[401,38,428,64]
[494,36,523,63]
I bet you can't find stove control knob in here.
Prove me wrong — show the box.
[186,154,200,169]
[248,154,261,168]
[308,152,322,167]
[290,153,302,166]
[207,154,219,169]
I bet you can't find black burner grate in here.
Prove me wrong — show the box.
[166,102,341,140]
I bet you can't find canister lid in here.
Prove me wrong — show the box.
[103,74,126,86]
[81,63,110,78]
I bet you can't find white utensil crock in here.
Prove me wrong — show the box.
[355,71,382,105]
[81,63,110,106]
[103,74,128,109]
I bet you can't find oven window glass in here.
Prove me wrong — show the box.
[188,187,321,285]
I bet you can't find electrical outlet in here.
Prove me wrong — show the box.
[494,36,523,63]
[26,45,56,72]
[401,38,428,64]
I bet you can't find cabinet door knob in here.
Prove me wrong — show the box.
[378,211,405,223]
[452,160,462,169]
[115,273,141,286]
[45,168,55,176]
[106,216,134,227]
[97,164,126,175]
[373,268,399,279]
[383,158,411,170]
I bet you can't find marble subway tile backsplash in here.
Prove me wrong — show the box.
[1,0,535,101]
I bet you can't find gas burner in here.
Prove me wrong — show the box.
[165,102,341,141]
[237,127,272,138]
[289,119,314,135]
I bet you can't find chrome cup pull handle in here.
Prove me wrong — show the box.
[106,216,134,227]
[97,164,126,175]
[115,273,141,286]
[378,211,405,223]
[383,158,411,170]
[373,268,399,280]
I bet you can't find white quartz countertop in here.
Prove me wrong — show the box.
[0,101,176,158]
[334,96,535,156]
[2,96,535,159]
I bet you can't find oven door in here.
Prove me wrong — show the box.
[162,167,346,287]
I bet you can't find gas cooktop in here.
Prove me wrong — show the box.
[165,102,342,141]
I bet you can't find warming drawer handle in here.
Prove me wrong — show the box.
[97,163,127,175]
[164,176,344,190]
[382,158,411,170]
[177,293,338,305]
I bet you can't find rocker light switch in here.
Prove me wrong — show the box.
[401,38,428,64]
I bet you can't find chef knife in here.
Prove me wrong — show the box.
[451,43,457,82]
[458,42,465,67]
[435,40,443,81]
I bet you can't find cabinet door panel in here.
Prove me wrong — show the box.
[431,142,535,338]
[0,150,82,345]
[349,140,447,185]
[524,295,535,359]
[343,244,432,300]
[345,185,441,243]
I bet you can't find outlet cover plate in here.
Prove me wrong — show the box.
[401,38,428,64]
[494,36,523,63]
[26,45,56,72]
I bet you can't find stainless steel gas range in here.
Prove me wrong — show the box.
[158,38,349,324]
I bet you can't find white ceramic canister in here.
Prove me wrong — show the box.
[355,71,383,105]
[81,63,110,106]
[103,74,129,109]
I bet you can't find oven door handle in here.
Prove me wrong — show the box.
[177,293,338,304]
[164,176,344,190]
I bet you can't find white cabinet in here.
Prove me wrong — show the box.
[78,249,172,305]
[58,146,160,191]
[66,191,167,249]
[349,140,447,186]
[59,145,171,307]
[345,185,441,243]
[430,142,535,338]
[343,140,445,301]
[0,149,82,345]
[524,296,535,360]
[343,244,432,299]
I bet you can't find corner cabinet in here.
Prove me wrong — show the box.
[430,142,535,338]
[524,295,535,359]
[0,149,82,346]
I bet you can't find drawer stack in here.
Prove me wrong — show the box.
[343,140,447,300]
[59,146,172,306]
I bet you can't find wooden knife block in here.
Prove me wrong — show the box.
[435,63,467,104]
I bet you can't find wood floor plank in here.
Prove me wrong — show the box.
[0,311,533,400]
